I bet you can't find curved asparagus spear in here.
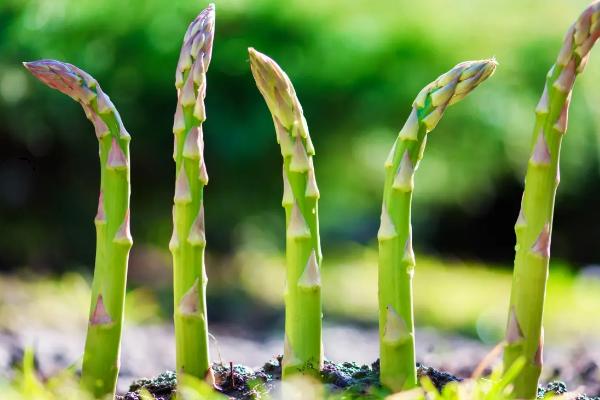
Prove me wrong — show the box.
[504,2,600,397]
[170,4,215,383]
[23,60,133,398]
[378,59,497,392]
[249,48,323,378]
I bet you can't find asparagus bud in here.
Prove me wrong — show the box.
[378,59,496,392]
[504,2,600,397]
[171,3,215,385]
[23,60,133,398]
[249,48,323,378]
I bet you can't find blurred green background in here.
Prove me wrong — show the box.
[1,0,600,343]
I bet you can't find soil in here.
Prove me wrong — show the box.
[116,359,600,400]
[2,324,599,398]
[116,359,463,400]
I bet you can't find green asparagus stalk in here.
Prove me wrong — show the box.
[248,48,323,378]
[378,59,497,392]
[504,2,600,397]
[23,60,133,398]
[170,3,215,384]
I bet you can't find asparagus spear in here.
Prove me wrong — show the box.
[23,60,133,398]
[170,3,215,384]
[378,59,497,392]
[248,48,323,378]
[504,2,600,397]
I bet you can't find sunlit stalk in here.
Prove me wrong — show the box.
[170,3,216,384]
[24,60,133,398]
[249,48,323,378]
[378,59,497,392]
[504,2,600,397]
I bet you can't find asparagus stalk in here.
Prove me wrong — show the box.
[23,60,133,398]
[170,4,215,384]
[504,2,600,397]
[248,48,323,378]
[378,59,497,392]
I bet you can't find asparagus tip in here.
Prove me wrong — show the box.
[23,59,99,104]
[413,57,498,133]
[178,2,215,81]
[248,48,299,129]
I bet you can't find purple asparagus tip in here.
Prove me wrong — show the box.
[22,59,97,103]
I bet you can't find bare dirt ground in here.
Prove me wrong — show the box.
[1,323,599,396]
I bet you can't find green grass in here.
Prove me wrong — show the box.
[0,251,594,398]
[2,248,598,346]
[238,247,600,344]
[0,273,163,334]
